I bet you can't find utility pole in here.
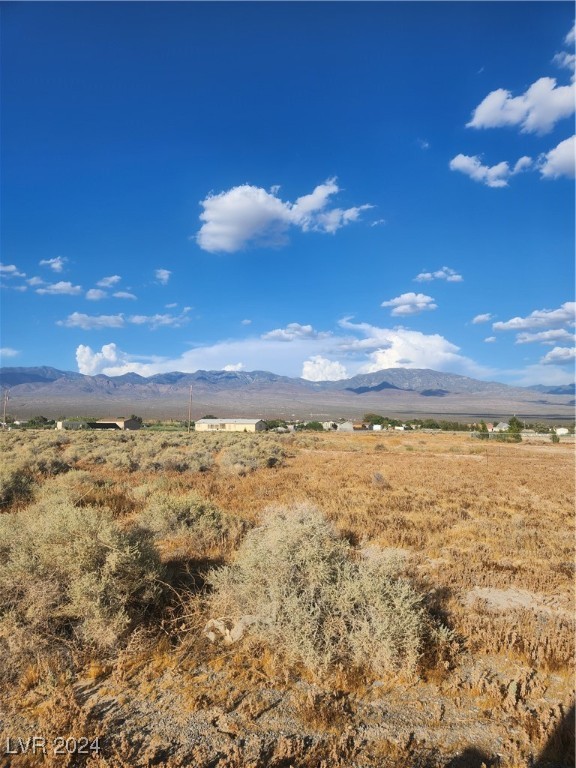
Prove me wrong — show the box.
[187,384,192,434]
[2,390,9,426]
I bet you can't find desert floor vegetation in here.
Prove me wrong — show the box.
[0,428,573,767]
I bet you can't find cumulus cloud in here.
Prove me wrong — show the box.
[113,291,137,300]
[381,292,437,316]
[261,322,328,342]
[0,347,20,358]
[301,356,348,381]
[40,256,66,272]
[196,178,372,253]
[97,275,121,288]
[516,329,575,345]
[449,153,532,187]
[484,337,496,343]
[57,313,125,330]
[566,22,575,46]
[86,289,107,301]
[414,266,463,282]
[36,281,82,296]
[76,343,131,376]
[538,135,575,179]
[472,313,494,324]
[155,269,171,285]
[338,318,485,376]
[467,77,575,135]
[493,302,575,331]
[553,23,576,74]
[27,277,44,286]
[223,363,244,372]
[0,263,26,278]
[540,346,576,365]
[241,319,252,326]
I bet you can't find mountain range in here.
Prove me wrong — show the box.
[1,366,574,422]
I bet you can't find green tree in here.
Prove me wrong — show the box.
[295,421,324,431]
[508,416,523,433]
[363,413,387,426]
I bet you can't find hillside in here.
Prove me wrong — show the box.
[0,366,574,421]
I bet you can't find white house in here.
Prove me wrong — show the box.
[195,418,266,433]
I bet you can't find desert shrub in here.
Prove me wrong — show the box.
[139,491,246,553]
[206,503,433,678]
[0,463,35,507]
[0,497,163,676]
[219,436,286,475]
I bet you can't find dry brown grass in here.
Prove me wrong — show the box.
[0,428,573,767]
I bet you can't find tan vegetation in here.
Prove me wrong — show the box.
[0,428,573,767]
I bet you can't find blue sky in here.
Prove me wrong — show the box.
[1,2,574,385]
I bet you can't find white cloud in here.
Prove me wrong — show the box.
[414,266,463,282]
[36,281,82,296]
[381,292,437,316]
[484,337,496,343]
[417,138,430,150]
[516,329,575,345]
[97,275,121,288]
[155,269,171,285]
[1,263,26,278]
[0,347,20,358]
[196,178,372,253]
[86,289,107,301]
[566,22,575,46]
[540,346,576,365]
[493,302,575,331]
[538,135,575,179]
[113,291,137,300]
[223,363,244,372]
[338,318,486,376]
[370,218,387,227]
[27,277,44,286]
[76,343,132,376]
[449,153,532,187]
[73,318,489,380]
[57,313,125,330]
[261,322,328,342]
[553,51,576,73]
[40,256,66,273]
[472,313,494,324]
[127,308,190,329]
[301,355,348,381]
[467,77,575,135]
[241,319,252,326]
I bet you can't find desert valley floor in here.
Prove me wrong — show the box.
[0,428,574,767]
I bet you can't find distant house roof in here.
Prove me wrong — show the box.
[493,422,510,432]
[195,418,264,424]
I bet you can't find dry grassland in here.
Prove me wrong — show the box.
[0,428,573,767]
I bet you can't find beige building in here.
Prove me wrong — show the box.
[195,418,266,433]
